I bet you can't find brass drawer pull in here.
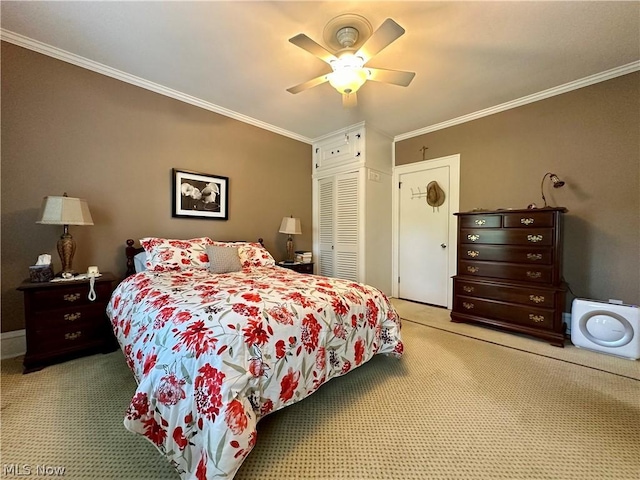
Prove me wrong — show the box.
[529,314,545,323]
[462,302,474,310]
[527,234,543,243]
[467,234,480,242]
[475,219,486,225]
[64,312,82,322]
[64,331,82,341]
[529,295,545,304]
[63,293,81,302]
[527,253,542,261]
[467,250,479,258]
[467,266,480,274]
[520,218,535,225]
[463,286,475,293]
[526,271,542,279]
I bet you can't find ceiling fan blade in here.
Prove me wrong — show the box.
[342,92,357,108]
[356,18,405,64]
[289,34,338,64]
[287,73,330,94]
[367,67,416,87]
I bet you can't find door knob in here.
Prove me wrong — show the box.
[441,243,447,248]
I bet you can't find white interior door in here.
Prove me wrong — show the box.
[398,164,451,307]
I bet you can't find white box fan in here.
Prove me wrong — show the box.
[571,298,639,360]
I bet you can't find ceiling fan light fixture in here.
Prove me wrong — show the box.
[328,67,368,95]
[328,53,368,94]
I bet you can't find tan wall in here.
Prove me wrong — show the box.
[396,72,640,307]
[1,42,312,333]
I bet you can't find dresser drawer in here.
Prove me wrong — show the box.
[502,211,555,228]
[30,303,109,329]
[31,282,113,311]
[454,278,556,308]
[459,260,553,283]
[29,322,107,354]
[461,245,552,264]
[455,295,555,330]
[459,215,502,229]
[461,228,553,246]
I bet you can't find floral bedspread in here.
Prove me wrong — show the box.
[106,266,403,479]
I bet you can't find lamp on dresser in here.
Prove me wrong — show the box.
[540,172,566,208]
[36,193,94,276]
[279,215,301,263]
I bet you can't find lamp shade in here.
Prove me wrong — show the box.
[279,216,301,235]
[36,195,94,226]
[328,53,368,95]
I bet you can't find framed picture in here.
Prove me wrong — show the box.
[172,169,229,220]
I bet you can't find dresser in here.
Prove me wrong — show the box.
[450,208,567,346]
[18,273,117,372]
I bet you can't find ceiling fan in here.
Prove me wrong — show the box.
[287,14,416,107]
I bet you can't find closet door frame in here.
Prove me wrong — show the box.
[391,154,460,308]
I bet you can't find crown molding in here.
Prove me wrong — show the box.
[3,28,636,146]
[1,29,313,145]
[394,61,640,142]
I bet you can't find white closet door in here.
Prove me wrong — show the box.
[335,172,359,281]
[317,176,335,277]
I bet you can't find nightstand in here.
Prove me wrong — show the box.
[17,272,118,373]
[278,262,314,274]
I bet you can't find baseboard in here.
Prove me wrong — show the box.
[1,329,26,359]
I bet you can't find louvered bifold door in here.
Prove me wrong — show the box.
[334,172,359,282]
[317,177,335,277]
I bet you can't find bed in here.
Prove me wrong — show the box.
[107,237,403,480]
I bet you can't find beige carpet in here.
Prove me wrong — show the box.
[2,316,639,479]
[392,298,640,381]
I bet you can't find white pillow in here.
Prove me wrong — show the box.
[134,252,147,273]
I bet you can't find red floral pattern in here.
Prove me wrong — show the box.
[107,265,402,479]
[141,237,214,272]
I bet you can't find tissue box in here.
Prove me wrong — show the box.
[29,265,54,283]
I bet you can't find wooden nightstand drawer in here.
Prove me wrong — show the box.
[29,323,107,354]
[30,303,110,329]
[279,262,314,274]
[31,282,112,311]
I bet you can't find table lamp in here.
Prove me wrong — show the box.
[36,193,94,275]
[279,216,301,263]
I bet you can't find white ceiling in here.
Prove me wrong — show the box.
[2,1,639,143]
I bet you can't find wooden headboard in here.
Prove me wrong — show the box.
[125,238,264,277]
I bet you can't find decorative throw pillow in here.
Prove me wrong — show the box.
[211,241,276,269]
[140,237,213,272]
[206,245,242,274]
